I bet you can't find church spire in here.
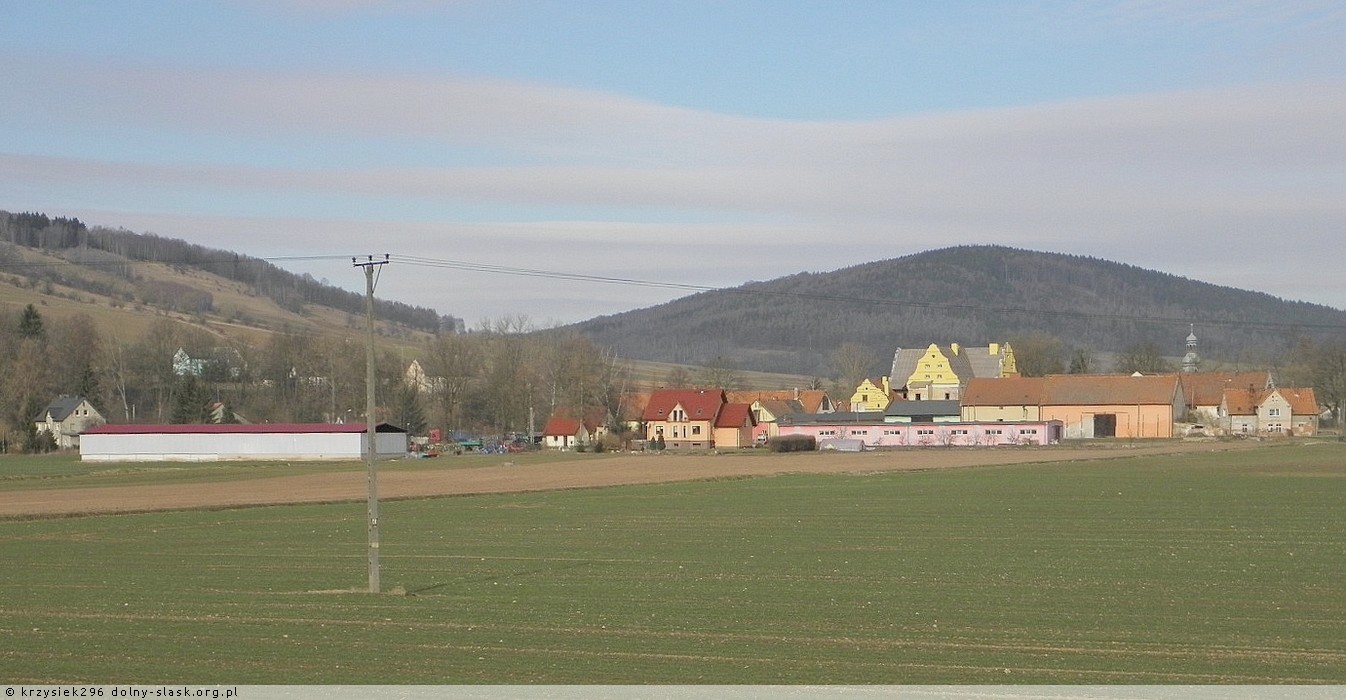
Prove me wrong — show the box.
[1182,325,1200,373]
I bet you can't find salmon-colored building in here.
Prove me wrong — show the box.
[962,374,1184,439]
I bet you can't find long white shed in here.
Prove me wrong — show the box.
[79,422,409,462]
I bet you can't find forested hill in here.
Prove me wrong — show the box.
[571,245,1346,376]
[0,210,460,333]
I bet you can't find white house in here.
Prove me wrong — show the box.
[79,422,408,462]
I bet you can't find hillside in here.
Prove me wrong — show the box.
[0,211,458,348]
[571,246,1346,376]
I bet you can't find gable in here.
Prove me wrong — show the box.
[542,416,582,437]
[1272,388,1318,416]
[36,396,97,423]
[714,403,756,429]
[643,388,727,422]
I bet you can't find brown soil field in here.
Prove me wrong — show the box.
[0,441,1256,519]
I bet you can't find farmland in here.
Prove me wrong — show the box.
[1,441,1344,683]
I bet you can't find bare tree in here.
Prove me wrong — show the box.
[832,342,878,390]
[1009,332,1066,377]
[1113,342,1171,374]
[698,355,743,390]
[663,366,693,388]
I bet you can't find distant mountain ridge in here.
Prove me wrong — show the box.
[571,245,1346,376]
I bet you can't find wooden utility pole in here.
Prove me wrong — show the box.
[354,254,389,593]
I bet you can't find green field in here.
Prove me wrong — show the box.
[1,444,1344,683]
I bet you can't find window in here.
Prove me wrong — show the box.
[692,426,701,435]
[1268,407,1281,417]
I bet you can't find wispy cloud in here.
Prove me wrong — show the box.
[4,46,1345,320]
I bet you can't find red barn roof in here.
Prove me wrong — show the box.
[83,422,406,435]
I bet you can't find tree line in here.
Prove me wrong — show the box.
[4,301,1343,454]
[0,305,637,452]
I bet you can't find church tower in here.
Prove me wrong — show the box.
[1181,325,1200,373]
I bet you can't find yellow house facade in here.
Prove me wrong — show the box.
[849,377,893,412]
[891,342,1017,401]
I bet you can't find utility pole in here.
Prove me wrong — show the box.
[354,254,390,593]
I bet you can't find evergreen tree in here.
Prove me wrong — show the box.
[18,304,43,340]
[170,376,207,423]
[393,382,427,436]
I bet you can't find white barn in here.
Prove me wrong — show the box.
[79,423,409,462]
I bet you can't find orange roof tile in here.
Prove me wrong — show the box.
[715,402,756,429]
[1181,371,1272,407]
[961,377,1047,406]
[1042,374,1181,406]
[643,388,727,422]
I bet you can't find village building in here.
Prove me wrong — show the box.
[848,377,894,412]
[79,422,408,462]
[726,389,836,443]
[1220,386,1320,436]
[541,415,597,450]
[642,388,755,449]
[888,342,1017,401]
[540,406,609,450]
[776,412,1062,448]
[33,396,106,449]
[962,374,1183,439]
[884,399,962,424]
[1178,370,1275,425]
[404,359,446,394]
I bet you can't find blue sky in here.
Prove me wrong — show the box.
[2,1,1344,327]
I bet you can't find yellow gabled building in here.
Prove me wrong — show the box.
[890,342,1018,401]
[849,376,894,412]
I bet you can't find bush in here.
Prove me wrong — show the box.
[766,435,816,453]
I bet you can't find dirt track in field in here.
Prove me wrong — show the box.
[0,441,1255,519]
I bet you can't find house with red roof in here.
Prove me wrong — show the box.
[726,388,836,443]
[1220,386,1319,436]
[1179,371,1274,423]
[642,388,755,449]
[541,407,608,450]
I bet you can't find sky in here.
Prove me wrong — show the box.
[2,1,1345,327]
